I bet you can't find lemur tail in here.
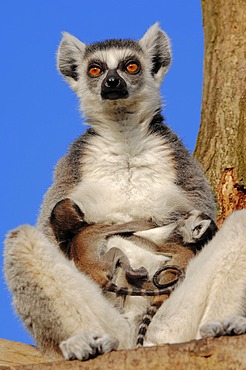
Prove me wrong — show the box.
[103,281,172,296]
[136,301,163,347]
[103,265,185,296]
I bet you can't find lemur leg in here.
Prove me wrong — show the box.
[145,210,246,345]
[4,225,131,360]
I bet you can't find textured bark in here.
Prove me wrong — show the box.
[0,339,52,367]
[194,0,246,220]
[1,336,246,370]
[217,168,246,226]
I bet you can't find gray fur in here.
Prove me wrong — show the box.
[84,39,143,58]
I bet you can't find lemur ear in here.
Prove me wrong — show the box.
[139,23,171,83]
[57,32,86,90]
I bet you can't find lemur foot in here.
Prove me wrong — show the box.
[60,331,119,361]
[200,315,246,338]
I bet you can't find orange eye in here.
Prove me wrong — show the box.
[126,62,140,74]
[88,66,102,77]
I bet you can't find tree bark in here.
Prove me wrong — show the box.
[194,0,246,225]
[1,336,246,370]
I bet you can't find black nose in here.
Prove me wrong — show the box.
[101,69,128,100]
[105,75,120,88]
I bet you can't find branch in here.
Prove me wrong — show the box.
[1,335,246,369]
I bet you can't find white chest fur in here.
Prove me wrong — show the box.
[70,122,189,224]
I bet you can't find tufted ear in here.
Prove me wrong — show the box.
[57,32,86,90]
[139,23,171,83]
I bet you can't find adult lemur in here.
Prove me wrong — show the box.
[4,23,246,361]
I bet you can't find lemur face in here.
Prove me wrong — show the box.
[84,42,145,101]
[57,23,171,111]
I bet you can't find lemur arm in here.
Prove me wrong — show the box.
[102,247,148,281]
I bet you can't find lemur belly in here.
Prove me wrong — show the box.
[70,128,190,224]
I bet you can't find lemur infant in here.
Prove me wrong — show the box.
[50,198,217,346]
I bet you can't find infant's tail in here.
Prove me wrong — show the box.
[103,281,172,297]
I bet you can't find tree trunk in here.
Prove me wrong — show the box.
[194,0,246,226]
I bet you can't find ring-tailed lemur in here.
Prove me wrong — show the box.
[50,198,216,297]
[50,198,217,347]
[4,23,246,361]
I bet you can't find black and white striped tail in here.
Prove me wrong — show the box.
[136,301,163,347]
[103,281,172,296]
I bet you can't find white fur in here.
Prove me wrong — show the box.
[135,223,177,244]
[70,123,191,225]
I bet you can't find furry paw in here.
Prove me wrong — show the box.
[199,320,226,338]
[200,315,246,338]
[222,315,246,335]
[60,331,119,361]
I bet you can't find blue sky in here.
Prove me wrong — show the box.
[0,1,203,345]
